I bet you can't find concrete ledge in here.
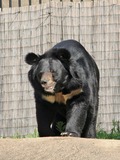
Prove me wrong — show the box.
[0,137,120,160]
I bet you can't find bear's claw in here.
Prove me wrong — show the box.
[61,132,78,137]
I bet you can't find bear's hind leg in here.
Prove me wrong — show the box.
[81,113,97,138]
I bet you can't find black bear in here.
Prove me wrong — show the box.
[25,39,99,138]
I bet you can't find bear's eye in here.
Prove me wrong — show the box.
[37,72,42,80]
[58,53,67,61]
[59,55,63,59]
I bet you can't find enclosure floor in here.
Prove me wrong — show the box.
[0,137,120,160]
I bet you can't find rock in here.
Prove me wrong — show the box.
[0,137,120,160]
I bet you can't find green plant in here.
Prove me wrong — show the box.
[25,128,39,138]
[97,120,120,140]
[13,132,23,139]
[111,120,120,134]
[12,128,39,139]
[56,121,66,133]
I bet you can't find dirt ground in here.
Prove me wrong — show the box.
[0,137,120,160]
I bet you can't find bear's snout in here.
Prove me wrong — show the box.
[40,72,56,93]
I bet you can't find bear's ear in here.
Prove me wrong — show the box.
[25,52,40,65]
[56,49,71,61]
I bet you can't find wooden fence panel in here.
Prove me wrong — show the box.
[0,0,120,137]
[0,0,87,9]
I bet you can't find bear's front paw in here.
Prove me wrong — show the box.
[61,132,78,137]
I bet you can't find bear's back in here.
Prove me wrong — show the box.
[53,39,87,58]
[53,39,99,80]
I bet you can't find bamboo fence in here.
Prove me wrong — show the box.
[0,0,120,137]
[0,1,93,9]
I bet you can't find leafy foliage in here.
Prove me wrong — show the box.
[12,129,39,139]
[97,120,120,140]
[56,121,66,133]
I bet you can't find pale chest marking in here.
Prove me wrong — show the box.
[42,88,83,104]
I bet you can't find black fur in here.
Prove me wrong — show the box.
[25,40,99,137]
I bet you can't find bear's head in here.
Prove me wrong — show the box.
[25,49,72,95]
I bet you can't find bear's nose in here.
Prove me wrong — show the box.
[41,80,47,86]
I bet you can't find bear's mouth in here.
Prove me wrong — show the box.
[43,84,55,93]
